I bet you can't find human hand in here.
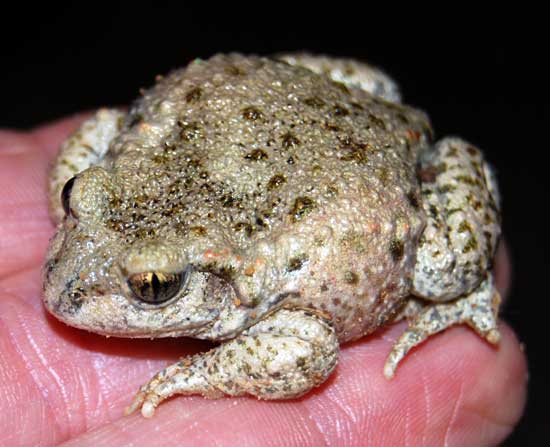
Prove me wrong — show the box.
[0,115,527,446]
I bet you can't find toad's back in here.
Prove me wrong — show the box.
[104,54,431,250]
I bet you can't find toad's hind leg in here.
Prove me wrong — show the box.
[384,274,501,379]
[277,53,402,102]
[48,108,124,223]
[125,308,338,418]
[384,137,503,378]
[413,137,501,301]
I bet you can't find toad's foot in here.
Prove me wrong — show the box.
[384,274,500,379]
[125,308,338,418]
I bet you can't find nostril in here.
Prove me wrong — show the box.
[127,269,190,304]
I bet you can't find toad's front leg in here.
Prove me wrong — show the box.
[125,308,338,418]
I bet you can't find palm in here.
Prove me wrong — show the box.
[0,116,526,446]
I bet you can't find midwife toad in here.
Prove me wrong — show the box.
[43,53,501,418]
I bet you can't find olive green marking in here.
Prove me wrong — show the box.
[287,255,308,272]
[189,226,208,236]
[185,87,203,103]
[242,106,264,121]
[303,96,325,108]
[368,114,387,130]
[332,104,349,116]
[290,196,316,222]
[344,271,359,285]
[179,122,203,141]
[267,174,286,190]
[390,239,404,261]
[463,236,478,253]
[281,132,301,149]
[244,149,268,161]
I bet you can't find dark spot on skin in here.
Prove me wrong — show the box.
[281,132,300,149]
[224,65,247,76]
[185,87,203,103]
[447,146,459,157]
[457,220,473,233]
[390,239,404,262]
[303,96,325,108]
[220,194,237,207]
[178,122,203,141]
[332,297,341,306]
[152,154,169,164]
[234,222,254,237]
[463,236,478,253]
[344,271,359,284]
[324,122,342,132]
[68,290,84,310]
[429,205,439,221]
[189,226,208,236]
[338,146,367,163]
[418,165,443,183]
[337,137,369,163]
[455,175,479,186]
[244,149,268,161]
[218,265,236,281]
[320,284,328,292]
[290,196,316,222]
[438,184,457,194]
[45,259,56,277]
[332,81,351,95]
[287,156,295,165]
[406,191,420,209]
[242,106,263,121]
[267,174,286,190]
[332,104,349,116]
[368,114,387,130]
[466,146,479,157]
[255,217,266,228]
[396,113,410,124]
[287,255,308,272]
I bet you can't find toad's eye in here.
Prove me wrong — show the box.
[127,270,189,304]
[61,176,76,216]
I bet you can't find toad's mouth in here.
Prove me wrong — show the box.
[46,290,221,338]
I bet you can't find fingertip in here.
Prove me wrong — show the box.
[329,321,527,446]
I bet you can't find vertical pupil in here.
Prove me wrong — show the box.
[151,273,161,301]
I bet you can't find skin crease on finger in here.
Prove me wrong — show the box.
[0,117,527,446]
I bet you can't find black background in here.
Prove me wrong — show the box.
[1,5,546,444]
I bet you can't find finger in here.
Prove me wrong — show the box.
[59,322,527,447]
[0,115,88,279]
[0,290,211,446]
